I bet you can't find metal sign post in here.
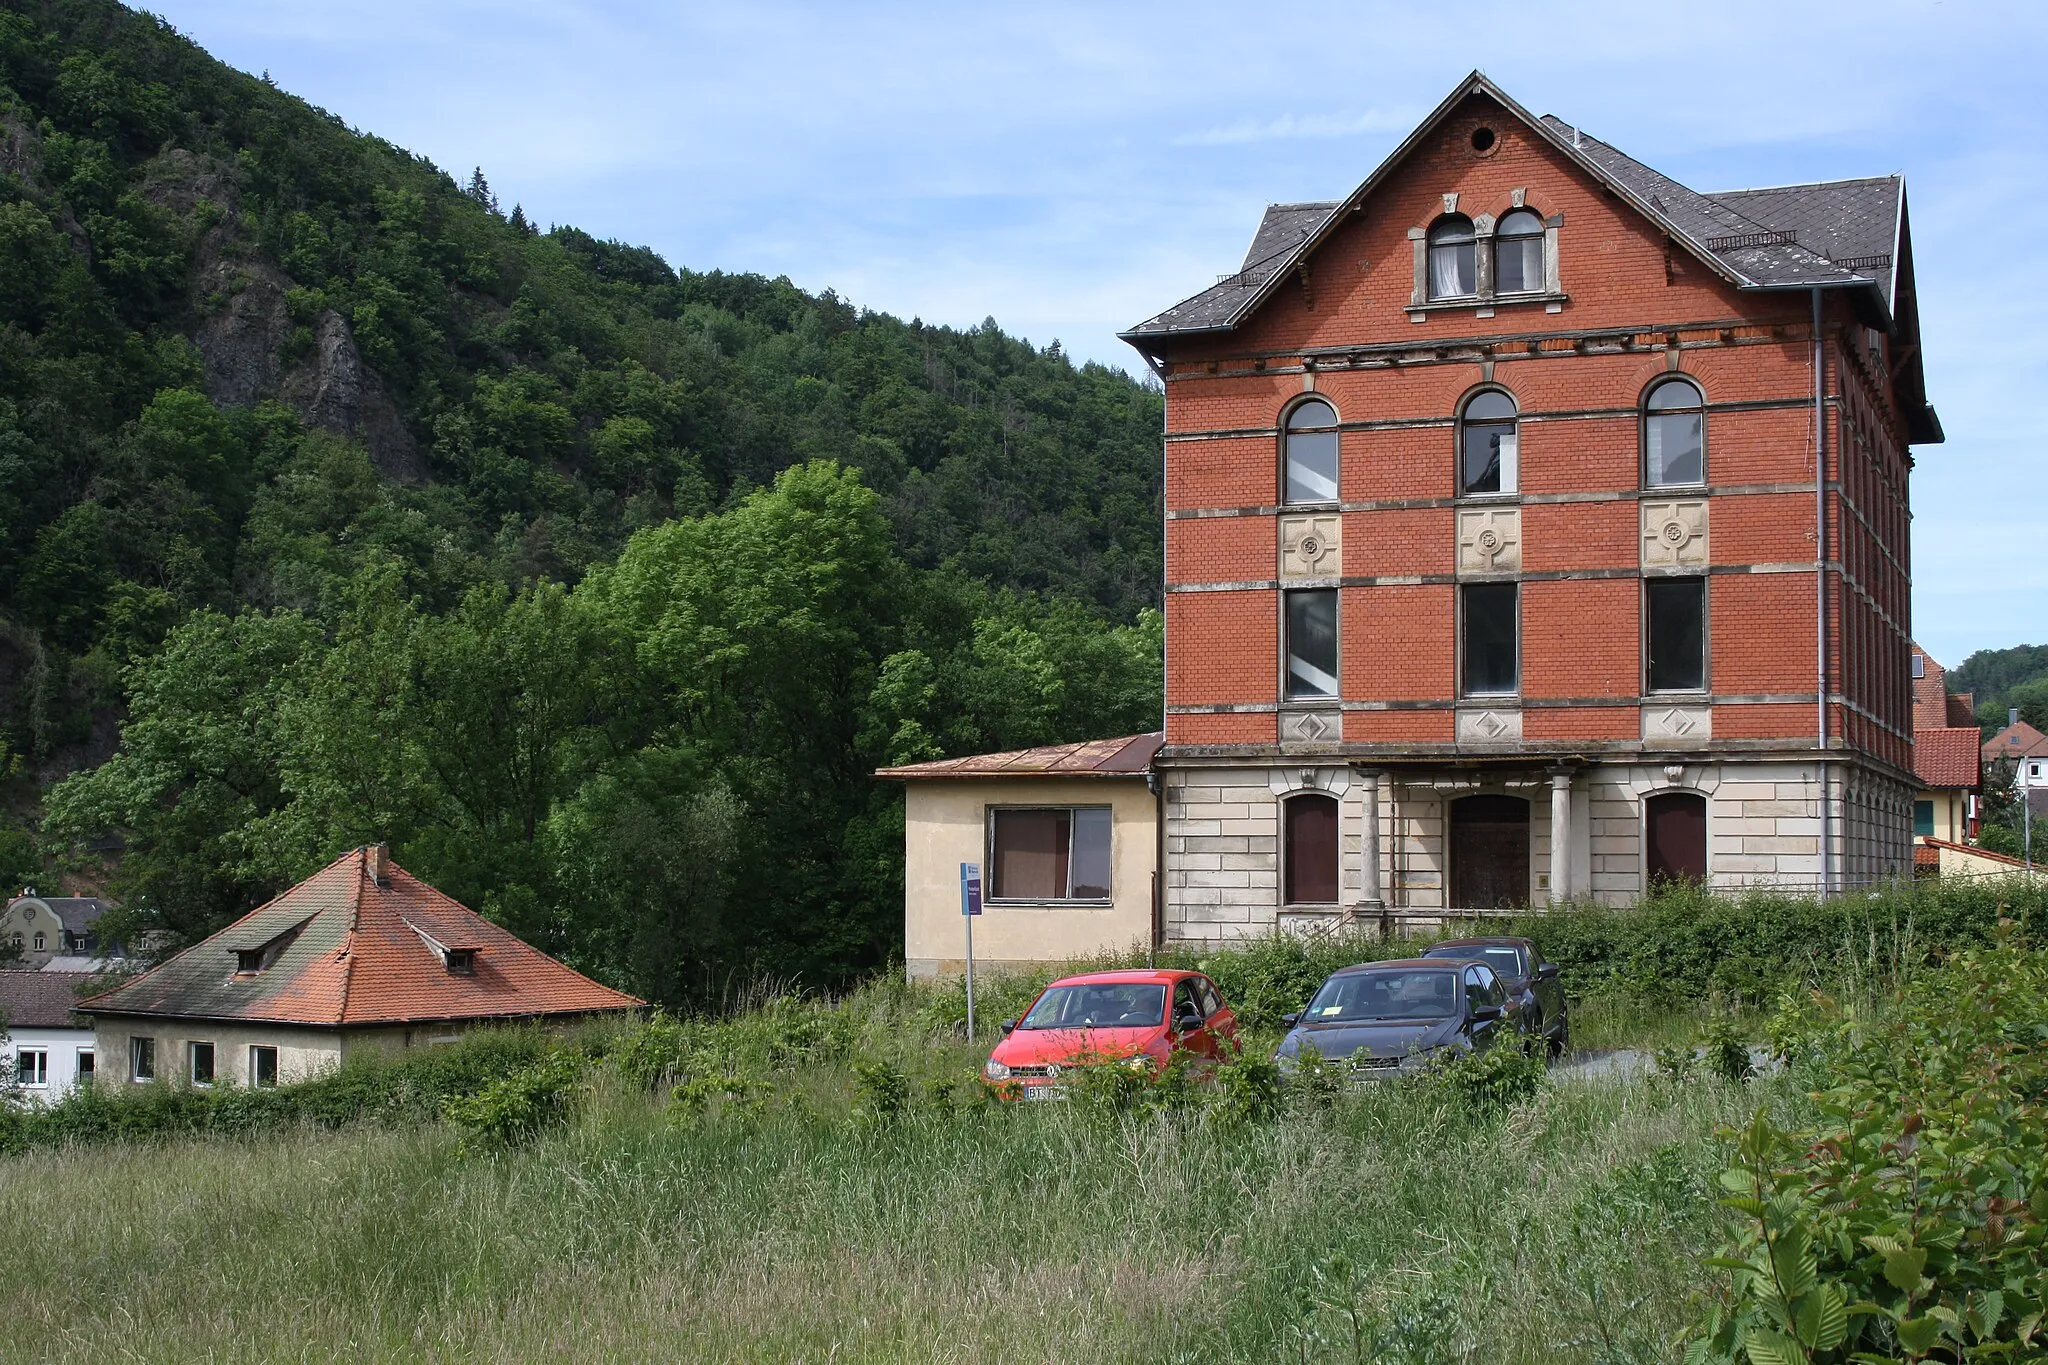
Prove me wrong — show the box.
[960,862,982,1039]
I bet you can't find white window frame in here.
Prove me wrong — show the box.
[250,1045,279,1088]
[131,1036,155,1082]
[188,1040,216,1087]
[15,1047,49,1088]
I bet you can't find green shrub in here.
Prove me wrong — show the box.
[442,1053,584,1149]
[1210,1048,1285,1125]
[1427,1041,1546,1111]
[1689,936,2048,1363]
[850,1059,909,1125]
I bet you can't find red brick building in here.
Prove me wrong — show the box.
[1120,74,1939,938]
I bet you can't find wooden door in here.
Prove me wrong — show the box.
[1449,795,1531,910]
[1645,792,1708,884]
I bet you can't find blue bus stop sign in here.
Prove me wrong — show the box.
[960,862,982,916]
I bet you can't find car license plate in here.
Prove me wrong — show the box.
[1021,1084,1060,1101]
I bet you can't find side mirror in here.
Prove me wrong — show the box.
[1174,1009,1204,1034]
[1279,1012,1301,1029]
[1536,963,1560,981]
[998,1018,1016,1035]
[1468,1004,1502,1025]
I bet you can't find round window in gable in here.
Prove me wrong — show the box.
[1470,126,1497,154]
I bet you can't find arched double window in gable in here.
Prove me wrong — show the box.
[1427,215,1477,300]
[1459,389,1519,495]
[1494,209,1546,294]
[1283,398,1339,504]
[1643,377,1705,487]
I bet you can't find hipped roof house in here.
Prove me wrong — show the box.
[78,845,639,1031]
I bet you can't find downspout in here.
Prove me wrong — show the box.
[1813,287,1830,893]
[1150,347,1168,960]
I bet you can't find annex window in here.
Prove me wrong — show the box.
[1494,209,1545,293]
[1427,215,1477,299]
[189,1041,215,1087]
[1459,390,1519,495]
[988,807,1111,901]
[1461,583,1519,696]
[130,1036,155,1082]
[1285,589,1339,699]
[1283,793,1340,906]
[250,1045,278,1088]
[15,1048,48,1087]
[76,1049,93,1083]
[1913,800,1934,837]
[1645,577,1707,692]
[1644,378,1705,487]
[1283,398,1339,504]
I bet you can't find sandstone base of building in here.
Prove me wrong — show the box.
[1162,757,1912,946]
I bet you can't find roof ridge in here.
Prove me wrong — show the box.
[1706,174,1900,196]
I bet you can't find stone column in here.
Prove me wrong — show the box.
[1355,769,1385,911]
[1548,767,1574,904]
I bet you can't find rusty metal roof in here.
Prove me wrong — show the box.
[876,733,1162,780]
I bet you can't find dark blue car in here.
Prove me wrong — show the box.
[1273,958,1523,1078]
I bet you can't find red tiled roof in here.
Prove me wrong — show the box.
[876,733,1163,780]
[1914,727,1981,789]
[77,848,641,1027]
[1917,837,2034,871]
[1985,721,2048,761]
[1913,843,1940,870]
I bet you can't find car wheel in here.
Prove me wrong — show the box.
[1522,1010,1543,1056]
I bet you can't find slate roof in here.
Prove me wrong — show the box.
[1123,72,1909,347]
[76,847,641,1027]
[0,971,96,1030]
[877,733,1163,780]
[1914,728,1982,790]
[6,895,109,936]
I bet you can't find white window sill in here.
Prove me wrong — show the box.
[1408,292,1569,321]
[983,900,1114,911]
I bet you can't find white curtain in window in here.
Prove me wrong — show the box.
[1431,247,1466,298]
[1494,431,1518,492]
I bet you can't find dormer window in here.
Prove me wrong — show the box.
[228,916,312,976]
[235,949,264,974]
[445,949,476,977]
[1427,216,1477,299]
[1494,209,1545,293]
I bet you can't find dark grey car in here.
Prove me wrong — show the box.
[1420,936,1569,1055]
[1273,959,1519,1078]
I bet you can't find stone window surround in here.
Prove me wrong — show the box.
[1629,765,1721,891]
[1642,572,1712,698]
[1409,189,1566,321]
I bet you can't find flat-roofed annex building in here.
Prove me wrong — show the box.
[880,734,1163,979]
[77,845,641,1089]
[1121,73,1938,941]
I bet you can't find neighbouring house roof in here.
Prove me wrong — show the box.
[76,847,641,1027]
[1984,721,2048,762]
[876,733,1164,781]
[1914,727,1982,790]
[1917,837,2035,872]
[1119,71,1938,444]
[0,971,96,1030]
[5,894,110,936]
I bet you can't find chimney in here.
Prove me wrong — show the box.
[368,843,391,886]
[2014,708,2023,729]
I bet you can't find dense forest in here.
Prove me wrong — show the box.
[0,0,1165,997]
[1953,644,2048,736]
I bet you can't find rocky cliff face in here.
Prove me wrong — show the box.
[146,150,424,482]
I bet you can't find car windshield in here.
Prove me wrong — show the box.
[1019,983,1166,1030]
[1424,944,1525,978]
[1302,969,1459,1023]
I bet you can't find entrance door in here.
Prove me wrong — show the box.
[1449,795,1531,910]
[1645,792,1708,884]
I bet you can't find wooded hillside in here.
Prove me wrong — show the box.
[0,0,1165,995]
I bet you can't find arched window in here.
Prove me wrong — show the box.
[1494,209,1545,294]
[1459,390,1518,495]
[1644,791,1707,884]
[1427,215,1477,299]
[1283,398,1339,503]
[1643,378,1704,486]
[1283,792,1340,905]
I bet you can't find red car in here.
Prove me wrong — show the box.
[982,969,1239,1100]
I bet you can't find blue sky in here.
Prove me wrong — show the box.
[145,0,2042,667]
